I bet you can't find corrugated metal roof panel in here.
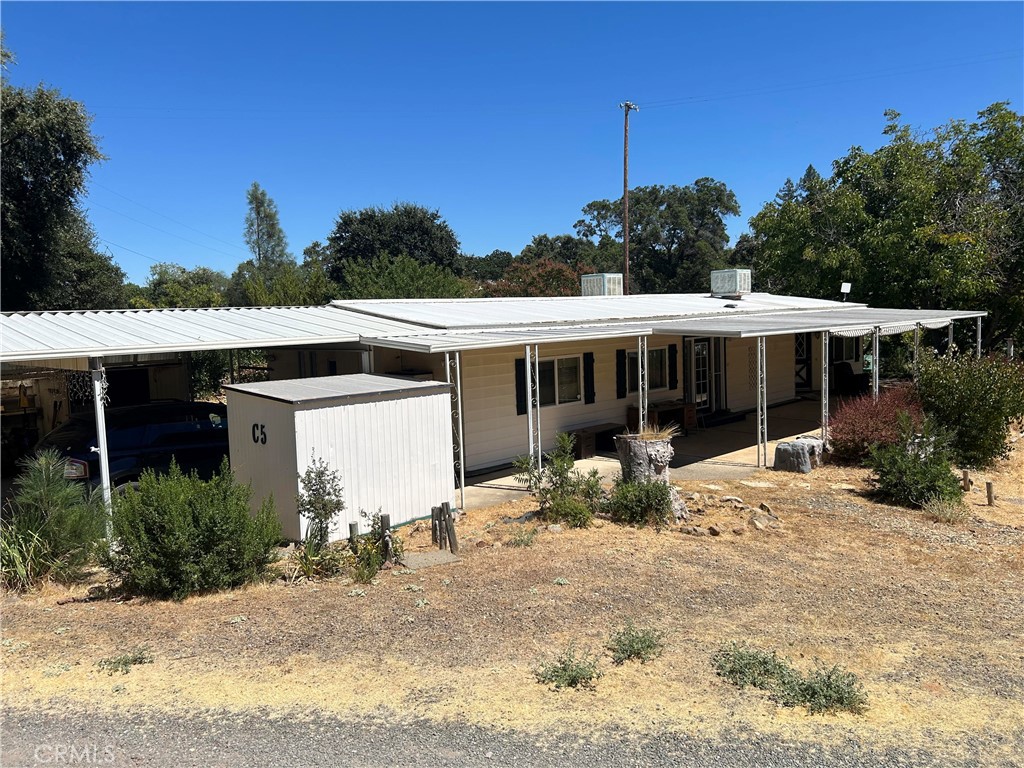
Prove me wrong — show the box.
[361,324,655,353]
[331,293,855,330]
[653,308,987,338]
[0,306,423,362]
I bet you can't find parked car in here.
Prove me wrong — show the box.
[35,401,229,489]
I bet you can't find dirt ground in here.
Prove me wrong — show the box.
[2,449,1023,763]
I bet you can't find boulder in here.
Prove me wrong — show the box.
[794,436,825,468]
[773,441,814,474]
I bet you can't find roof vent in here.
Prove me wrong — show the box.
[710,269,752,299]
[581,273,624,296]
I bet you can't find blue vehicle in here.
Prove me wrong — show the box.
[35,401,229,489]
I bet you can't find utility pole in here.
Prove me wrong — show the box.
[620,101,638,295]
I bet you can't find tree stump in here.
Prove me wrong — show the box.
[614,435,674,484]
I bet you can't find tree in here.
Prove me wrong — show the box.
[130,263,229,309]
[326,202,461,282]
[243,182,291,271]
[336,253,468,300]
[487,257,582,298]
[461,249,514,282]
[575,179,740,294]
[1,48,126,310]
[228,182,302,306]
[747,104,1023,345]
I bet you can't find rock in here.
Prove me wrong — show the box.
[592,520,605,529]
[475,540,489,548]
[708,524,722,536]
[684,491,702,501]
[773,441,814,473]
[750,517,766,531]
[740,480,777,489]
[732,526,745,535]
[759,502,773,515]
[700,483,724,491]
[547,524,563,533]
[669,487,690,522]
[831,483,858,491]
[794,436,825,467]
[491,542,502,549]
[721,495,744,504]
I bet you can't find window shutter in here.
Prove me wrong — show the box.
[615,349,627,399]
[514,358,527,415]
[855,337,862,362]
[668,344,679,390]
[583,352,596,404]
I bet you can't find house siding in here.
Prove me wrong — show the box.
[724,336,796,413]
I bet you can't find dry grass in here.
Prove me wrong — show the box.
[3,449,1023,760]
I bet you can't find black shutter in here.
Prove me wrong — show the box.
[681,339,691,402]
[668,344,678,391]
[583,352,596,404]
[615,349,627,399]
[514,358,527,415]
[855,337,862,362]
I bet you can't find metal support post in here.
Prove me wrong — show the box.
[532,345,542,472]
[872,328,880,402]
[821,332,830,444]
[756,336,768,467]
[89,357,113,538]
[913,324,921,378]
[637,336,648,432]
[976,317,983,358]
[445,351,466,511]
[525,345,534,480]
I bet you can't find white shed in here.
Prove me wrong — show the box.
[225,374,455,542]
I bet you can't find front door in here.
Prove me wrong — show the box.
[794,333,812,391]
[692,339,711,411]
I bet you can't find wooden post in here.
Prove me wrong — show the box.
[431,506,440,545]
[442,501,459,554]
[348,522,359,554]
[379,514,392,563]
[962,470,971,492]
[438,506,448,550]
[987,482,995,506]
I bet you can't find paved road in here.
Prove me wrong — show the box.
[3,708,1016,768]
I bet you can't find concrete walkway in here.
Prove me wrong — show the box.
[459,397,827,510]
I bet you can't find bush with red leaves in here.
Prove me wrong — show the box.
[828,385,923,464]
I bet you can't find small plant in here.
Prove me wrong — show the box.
[1,449,106,592]
[712,643,868,715]
[867,415,963,508]
[289,543,351,582]
[347,588,366,597]
[104,459,281,600]
[712,643,794,690]
[507,526,537,548]
[922,497,971,524]
[404,583,423,592]
[514,433,603,528]
[353,509,403,584]
[552,577,569,586]
[98,646,153,676]
[827,386,923,464]
[634,423,680,440]
[604,477,674,528]
[295,455,346,557]
[607,621,665,665]
[535,644,602,689]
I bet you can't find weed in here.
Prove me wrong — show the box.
[347,588,366,597]
[712,643,868,715]
[98,646,153,676]
[353,509,403,584]
[535,645,602,689]
[415,598,429,608]
[228,615,248,625]
[922,497,971,524]
[552,577,569,586]
[289,543,351,582]
[404,584,423,592]
[507,526,537,548]
[606,621,665,665]
[635,423,680,441]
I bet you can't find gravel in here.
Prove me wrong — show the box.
[2,707,1018,768]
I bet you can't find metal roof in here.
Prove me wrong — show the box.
[0,306,422,363]
[361,323,657,354]
[653,307,987,338]
[331,293,855,330]
[224,373,449,406]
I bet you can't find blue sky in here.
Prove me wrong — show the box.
[3,2,1021,285]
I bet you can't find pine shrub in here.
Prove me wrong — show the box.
[828,386,923,464]
[916,352,1024,468]
[1,449,106,591]
[105,459,280,599]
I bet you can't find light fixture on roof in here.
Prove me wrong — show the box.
[840,282,852,302]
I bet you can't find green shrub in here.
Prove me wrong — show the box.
[916,351,1024,467]
[514,433,603,528]
[712,643,868,715]
[606,621,665,665]
[295,455,345,556]
[828,386,923,464]
[1,449,106,592]
[353,509,403,584]
[535,644,602,689]
[289,543,351,581]
[105,459,281,599]
[605,477,674,528]
[506,525,537,548]
[867,415,963,509]
[98,646,153,675]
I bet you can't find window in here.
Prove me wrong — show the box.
[537,356,581,407]
[831,337,861,363]
[627,348,668,392]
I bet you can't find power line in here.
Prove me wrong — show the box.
[90,181,248,253]
[97,238,162,265]
[88,201,245,261]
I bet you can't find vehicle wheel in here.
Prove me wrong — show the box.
[114,480,140,494]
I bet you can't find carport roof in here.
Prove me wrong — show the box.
[0,305,422,363]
